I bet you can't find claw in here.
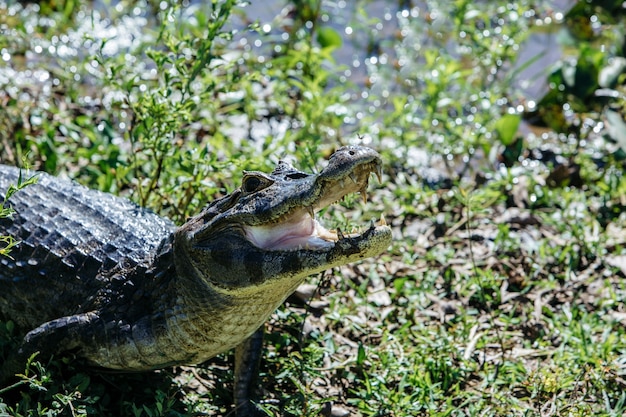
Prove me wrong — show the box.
[375,162,383,182]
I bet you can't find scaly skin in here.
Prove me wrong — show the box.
[0,146,392,409]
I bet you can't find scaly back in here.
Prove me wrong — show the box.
[0,165,175,332]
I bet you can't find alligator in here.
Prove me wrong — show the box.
[0,146,391,413]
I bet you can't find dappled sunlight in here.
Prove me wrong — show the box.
[1,0,626,415]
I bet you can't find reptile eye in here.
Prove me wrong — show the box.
[243,177,261,192]
[241,174,272,193]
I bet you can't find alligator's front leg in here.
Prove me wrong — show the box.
[233,328,265,416]
[0,312,99,383]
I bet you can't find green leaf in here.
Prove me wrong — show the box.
[599,57,626,88]
[356,343,366,366]
[495,113,521,146]
[573,48,600,98]
[316,27,342,50]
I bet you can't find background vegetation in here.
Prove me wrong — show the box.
[1,0,626,415]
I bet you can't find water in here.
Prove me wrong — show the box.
[0,0,575,117]
[0,0,581,176]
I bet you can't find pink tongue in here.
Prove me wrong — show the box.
[269,235,333,251]
[245,214,336,250]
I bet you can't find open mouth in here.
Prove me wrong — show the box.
[243,160,386,251]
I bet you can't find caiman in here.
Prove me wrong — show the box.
[0,146,391,412]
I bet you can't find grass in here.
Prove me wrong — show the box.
[1,0,626,416]
[0,168,38,257]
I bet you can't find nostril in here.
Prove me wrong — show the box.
[286,172,309,180]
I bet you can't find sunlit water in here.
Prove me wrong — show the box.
[0,0,581,177]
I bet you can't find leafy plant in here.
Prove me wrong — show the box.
[0,169,38,257]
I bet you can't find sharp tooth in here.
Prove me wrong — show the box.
[307,206,315,218]
[379,213,387,226]
[349,173,359,184]
[375,162,383,182]
[360,186,368,203]
[339,179,345,188]
[370,218,376,229]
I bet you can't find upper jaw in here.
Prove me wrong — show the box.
[315,157,383,209]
